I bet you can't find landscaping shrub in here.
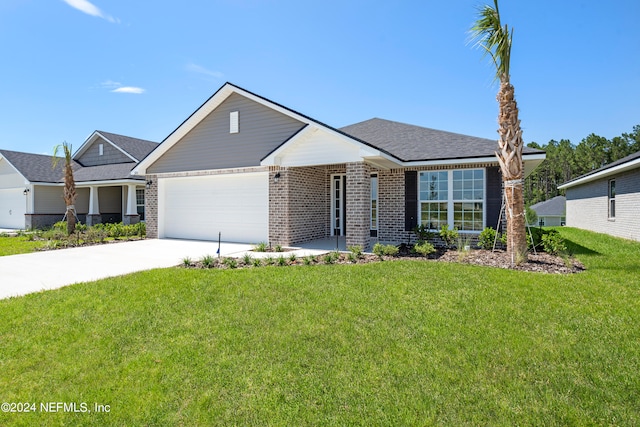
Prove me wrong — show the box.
[374,243,399,259]
[439,224,459,248]
[478,227,497,249]
[414,241,436,257]
[541,231,567,255]
[254,242,268,252]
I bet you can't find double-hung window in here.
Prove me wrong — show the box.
[419,169,485,232]
[608,179,616,219]
[371,174,378,236]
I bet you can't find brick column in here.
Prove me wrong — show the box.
[145,175,158,238]
[268,168,290,246]
[346,162,371,251]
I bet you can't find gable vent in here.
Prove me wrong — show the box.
[230,111,239,134]
[99,143,104,156]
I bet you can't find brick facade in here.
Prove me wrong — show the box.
[346,162,372,250]
[146,162,499,248]
[145,175,158,238]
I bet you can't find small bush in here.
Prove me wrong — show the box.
[223,257,238,269]
[201,255,215,268]
[348,245,363,259]
[373,243,399,259]
[478,227,497,249]
[242,253,253,265]
[252,258,262,267]
[182,257,193,267]
[52,221,68,232]
[277,256,287,266]
[414,241,435,257]
[541,231,567,255]
[303,256,315,265]
[439,224,458,248]
[373,243,385,259]
[274,244,283,253]
[413,224,435,242]
[288,253,297,263]
[265,256,275,266]
[347,252,358,263]
[254,242,268,252]
[323,253,335,264]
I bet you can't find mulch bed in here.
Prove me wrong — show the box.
[188,248,585,274]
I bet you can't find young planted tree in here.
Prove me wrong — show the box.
[52,142,77,234]
[470,0,527,264]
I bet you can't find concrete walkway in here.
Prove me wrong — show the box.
[0,239,330,300]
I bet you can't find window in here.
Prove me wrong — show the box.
[419,169,485,232]
[136,189,145,221]
[230,111,239,133]
[452,169,484,231]
[609,179,616,218]
[419,171,448,230]
[371,174,378,236]
[98,143,104,156]
[538,218,545,227]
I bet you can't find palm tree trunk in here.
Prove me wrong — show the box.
[496,80,527,263]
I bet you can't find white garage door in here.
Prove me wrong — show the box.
[0,188,26,229]
[161,172,269,243]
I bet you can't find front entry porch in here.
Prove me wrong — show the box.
[268,162,374,251]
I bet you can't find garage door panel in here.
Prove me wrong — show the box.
[162,172,268,243]
[0,188,26,229]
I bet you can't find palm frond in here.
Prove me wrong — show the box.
[469,0,512,82]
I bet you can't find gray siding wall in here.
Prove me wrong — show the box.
[566,168,640,241]
[77,140,132,166]
[34,186,90,214]
[148,93,305,173]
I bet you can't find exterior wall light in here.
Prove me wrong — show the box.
[23,188,30,195]
[274,172,281,183]
[146,180,153,189]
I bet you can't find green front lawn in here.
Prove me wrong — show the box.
[0,228,639,425]
[0,235,44,256]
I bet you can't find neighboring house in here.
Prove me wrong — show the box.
[0,131,158,229]
[558,151,640,241]
[529,195,566,226]
[134,82,545,250]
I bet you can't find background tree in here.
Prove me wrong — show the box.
[52,142,77,234]
[471,0,527,263]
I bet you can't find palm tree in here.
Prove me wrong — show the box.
[52,142,77,234]
[470,0,527,264]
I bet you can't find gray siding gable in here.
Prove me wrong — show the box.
[148,93,306,173]
[76,138,133,167]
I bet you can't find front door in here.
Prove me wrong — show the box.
[332,174,347,236]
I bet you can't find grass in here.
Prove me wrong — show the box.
[0,235,44,256]
[0,228,639,425]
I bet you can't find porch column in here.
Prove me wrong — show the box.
[268,168,290,246]
[86,186,101,226]
[123,184,140,225]
[346,162,371,251]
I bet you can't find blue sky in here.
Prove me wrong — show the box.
[1,0,638,155]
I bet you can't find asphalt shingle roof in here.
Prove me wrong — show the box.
[339,118,544,162]
[95,131,158,161]
[0,149,72,183]
[530,195,566,216]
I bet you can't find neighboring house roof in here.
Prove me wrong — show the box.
[0,130,158,185]
[530,195,566,217]
[135,82,546,175]
[91,131,159,162]
[340,118,543,162]
[0,149,71,183]
[559,150,640,189]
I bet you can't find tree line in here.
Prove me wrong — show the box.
[524,125,640,205]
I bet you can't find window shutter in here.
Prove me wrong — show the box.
[485,166,502,230]
[405,171,418,231]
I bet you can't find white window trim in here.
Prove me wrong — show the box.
[98,143,104,156]
[418,168,486,233]
[608,178,616,219]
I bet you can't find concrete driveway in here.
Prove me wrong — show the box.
[0,239,252,300]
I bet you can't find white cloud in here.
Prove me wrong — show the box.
[100,80,122,89]
[62,0,119,23]
[186,63,224,79]
[112,86,145,94]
